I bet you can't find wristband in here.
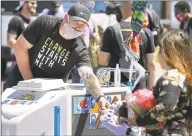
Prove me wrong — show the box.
[96,95,105,102]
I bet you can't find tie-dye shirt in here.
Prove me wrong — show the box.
[136,69,190,136]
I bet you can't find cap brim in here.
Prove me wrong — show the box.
[15,5,22,11]
[71,16,89,26]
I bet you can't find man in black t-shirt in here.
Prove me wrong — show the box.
[4,4,108,109]
[2,1,37,78]
[7,1,37,48]
[6,1,37,67]
[99,1,155,90]
[174,1,192,37]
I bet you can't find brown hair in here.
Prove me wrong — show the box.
[159,29,192,135]
[160,29,192,85]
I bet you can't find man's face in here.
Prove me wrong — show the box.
[174,7,185,22]
[25,1,37,15]
[120,1,132,15]
[69,17,88,32]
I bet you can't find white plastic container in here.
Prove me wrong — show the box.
[114,64,121,87]
[1,79,132,136]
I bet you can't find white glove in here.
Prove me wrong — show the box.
[100,101,145,136]
[100,101,123,124]
[100,106,118,123]
[101,112,144,136]
[108,101,123,113]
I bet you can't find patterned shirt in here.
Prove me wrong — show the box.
[136,69,190,136]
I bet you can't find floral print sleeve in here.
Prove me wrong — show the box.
[136,69,188,134]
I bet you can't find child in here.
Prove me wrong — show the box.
[100,88,156,136]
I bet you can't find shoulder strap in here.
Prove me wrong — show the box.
[112,23,125,52]
[112,23,140,61]
[143,28,151,39]
[143,28,154,46]
[147,9,160,30]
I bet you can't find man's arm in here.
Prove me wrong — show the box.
[13,34,33,80]
[7,17,21,48]
[7,33,17,48]
[13,15,49,80]
[145,53,155,90]
[99,27,113,66]
[78,66,108,109]
[98,51,111,66]
[78,66,103,97]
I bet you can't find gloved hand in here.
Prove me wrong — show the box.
[100,111,145,136]
[100,108,129,136]
[100,101,146,136]
[100,101,123,124]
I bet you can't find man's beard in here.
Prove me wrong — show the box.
[27,7,36,15]
[29,9,36,15]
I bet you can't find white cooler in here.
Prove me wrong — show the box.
[1,78,131,136]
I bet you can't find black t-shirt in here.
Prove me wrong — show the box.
[7,13,31,39]
[101,21,155,83]
[7,13,31,61]
[139,28,155,68]
[184,17,192,37]
[180,18,192,37]
[9,15,91,87]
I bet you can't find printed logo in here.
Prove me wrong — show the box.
[19,100,28,105]
[34,37,71,70]
[80,12,88,16]
[27,101,34,105]
[9,100,20,105]
[1,100,10,104]
[24,23,28,28]
[2,99,36,105]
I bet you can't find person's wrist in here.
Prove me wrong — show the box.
[96,94,105,103]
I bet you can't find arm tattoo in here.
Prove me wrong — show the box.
[78,66,104,98]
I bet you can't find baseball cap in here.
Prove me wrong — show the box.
[68,4,91,25]
[15,0,25,11]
